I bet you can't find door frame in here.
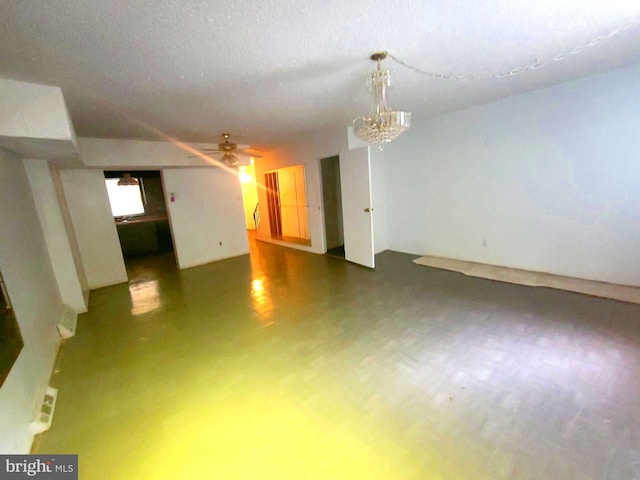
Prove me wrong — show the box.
[317,155,343,255]
[318,147,376,268]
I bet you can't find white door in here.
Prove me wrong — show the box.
[339,147,375,268]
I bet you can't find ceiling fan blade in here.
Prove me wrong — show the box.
[235,150,262,158]
[235,149,263,158]
[187,152,221,159]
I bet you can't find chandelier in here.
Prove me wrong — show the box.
[352,52,411,145]
[351,17,638,145]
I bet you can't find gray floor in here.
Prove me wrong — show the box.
[39,238,640,479]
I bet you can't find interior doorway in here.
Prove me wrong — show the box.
[104,170,176,281]
[319,155,345,258]
[239,161,260,231]
[264,165,311,246]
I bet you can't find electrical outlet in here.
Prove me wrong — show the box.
[482,238,487,247]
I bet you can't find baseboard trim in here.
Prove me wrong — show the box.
[255,236,318,254]
[177,251,250,270]
[413,255,640,304]
[57,304,77,338]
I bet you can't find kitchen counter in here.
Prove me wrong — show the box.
[115,213,168,226]
[115,214,171,256]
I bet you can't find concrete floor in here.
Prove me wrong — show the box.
[38,237,640,479]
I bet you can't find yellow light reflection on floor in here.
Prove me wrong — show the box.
[129,280,162,316]
[251,276,274,326]
[252,277,264,294]
[135,397,433,479]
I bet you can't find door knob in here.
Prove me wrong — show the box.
[364,207,373,212]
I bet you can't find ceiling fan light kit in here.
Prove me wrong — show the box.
[353,51,412,146]
[221,151,239,167]
[218,133,240,167]
[190,133,261,167]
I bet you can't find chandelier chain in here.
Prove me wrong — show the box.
[388,15,640,81]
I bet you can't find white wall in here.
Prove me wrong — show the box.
[78,137,228,169]
[162,168,249,269]
[385,63,640,286]
[0,79,74,141]
[50,167,90,301]
[0,79,79,163]
[59,169,128,289]
[0,149,63,453]
[24,160,88,312]
[255,126,348,253]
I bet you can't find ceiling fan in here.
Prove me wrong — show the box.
[189,133,262,167]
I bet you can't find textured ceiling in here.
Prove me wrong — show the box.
[1,0,639,148]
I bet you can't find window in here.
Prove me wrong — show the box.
[105,178,145,217]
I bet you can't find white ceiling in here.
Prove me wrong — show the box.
[1,1,639,148]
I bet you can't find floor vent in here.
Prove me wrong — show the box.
[57,304,77,338]
[29,386,58,434]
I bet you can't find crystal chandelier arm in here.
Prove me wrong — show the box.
[378,79,389,113]
[369,70,392,114]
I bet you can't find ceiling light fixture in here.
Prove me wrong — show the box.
[353,51,411,146]
[188,133,262,168]
[221,152,239,167]
[350,18,639,147]
[117,173,139,186]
